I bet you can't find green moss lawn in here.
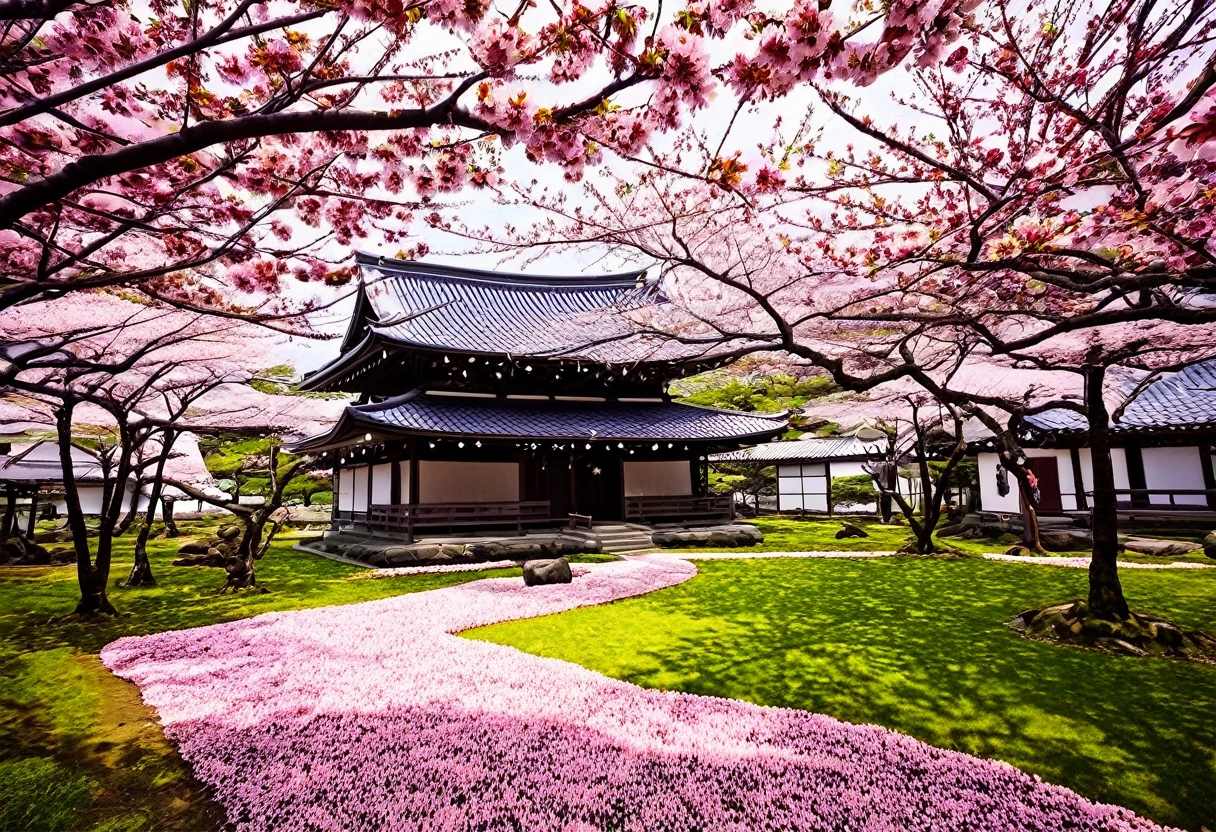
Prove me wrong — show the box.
[0,523,515,832]
[469,554,1216,830]
[692,515,1215,564]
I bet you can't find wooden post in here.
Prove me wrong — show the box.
[825,462,833,517]
[330,457,339,529]
[1199,444,1216,510]
[1125,441,1148,508]
[1069,446,1089,511]
[26,491,38,537]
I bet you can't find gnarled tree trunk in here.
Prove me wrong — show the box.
[1085,365,1129,620]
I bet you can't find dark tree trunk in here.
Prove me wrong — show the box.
[125,435,173,589]
[161,497,180,537]
[125,522,156,587]
[1085,365,1130,620]
[56,403,115,614]
[1020,489,1041,550]
[302,490,312,507]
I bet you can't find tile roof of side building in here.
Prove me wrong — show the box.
[710,436,888,463]
[1025,359,1216,434]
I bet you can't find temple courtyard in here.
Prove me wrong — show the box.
[1,518,1214,831]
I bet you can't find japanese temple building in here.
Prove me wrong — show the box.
[294,253,787,539]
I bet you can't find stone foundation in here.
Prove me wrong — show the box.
[650,524,763,549]
[307,532,599,568]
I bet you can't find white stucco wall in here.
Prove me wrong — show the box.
[418,461,519,503]
[336,465,355,512]
[979,447,1140,512]
[370,463,393,506]
[623,461,692,497]
[1141,447,1207,506]
[351,465,370,512]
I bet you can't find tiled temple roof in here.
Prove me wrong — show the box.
[709,436,886,463]
[1025,360,1216,434]
[292,391,788,450]
[350,252,735,360]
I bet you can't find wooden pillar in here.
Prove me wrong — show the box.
[407,438,419,506]
[569,453,577,516]
[826,461,833,517]
[330,457,339,529]
[1069,446,1089,511]
[1125,441,1148,508]
[26,491,38,537]
[1199,443,1216,510]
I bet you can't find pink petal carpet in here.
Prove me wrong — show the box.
[101,559,1175,832]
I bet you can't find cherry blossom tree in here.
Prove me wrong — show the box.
[0,293,314,610]
[0,0,973,321]
[472,0,1216,621]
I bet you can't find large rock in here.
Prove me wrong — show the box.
[649,525,761,549]
[1203,531,1216,560]
[216,524,242,541]
[177,541,210,555]
[1123,537,1202,557]
[835,523,869,539]
[522,557,573,586]
[1040,530,1092,552]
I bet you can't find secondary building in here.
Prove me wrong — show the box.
[293,254,787,538]
[711,435,922,514]
[973,361,1216,515]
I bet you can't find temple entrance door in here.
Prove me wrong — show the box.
[544,457,571,519]
[574,457,623,521]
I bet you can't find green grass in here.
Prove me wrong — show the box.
[468,555,1216,830]
[696,515,1215,564]
[0,523,515,832]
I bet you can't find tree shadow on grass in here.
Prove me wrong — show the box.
[472,557,1216,831]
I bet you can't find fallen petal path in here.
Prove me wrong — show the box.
[984,553,1214,570]
[102,559,1174,832]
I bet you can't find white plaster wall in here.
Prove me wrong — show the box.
[336,466,355,512]
[371,463,393,506]
[978,449,1073,513]
[351,465,369,512]
[623,461,692,497]
[419,461,519,503]
[1142,446,1207,506]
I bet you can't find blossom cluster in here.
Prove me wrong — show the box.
[103,559,1172,831]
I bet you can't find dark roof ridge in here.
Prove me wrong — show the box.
[355,251,649,289]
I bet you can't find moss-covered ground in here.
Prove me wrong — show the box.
[469,552,1216,830]
[0,522,515,832]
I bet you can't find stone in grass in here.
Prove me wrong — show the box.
[1203,530,1216,559]
[177,540,210,555]
[835,523,869,539]
[522,557,572,587]
[1122,537,1202,557]
[1039,530,1092,552]
[1003,545,1035,557]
